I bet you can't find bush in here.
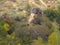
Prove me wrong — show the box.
[15,26,33,45]
[15,24,53,45]
[44,8,58,21]
[31,37,45,45]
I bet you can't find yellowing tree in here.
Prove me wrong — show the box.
[48,32,57,45]
[3,23,10,31]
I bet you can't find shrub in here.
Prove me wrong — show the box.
[44,8,58,21]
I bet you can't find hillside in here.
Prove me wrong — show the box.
[0,0,60,45]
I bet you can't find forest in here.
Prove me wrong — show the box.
[0,0,60,45]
